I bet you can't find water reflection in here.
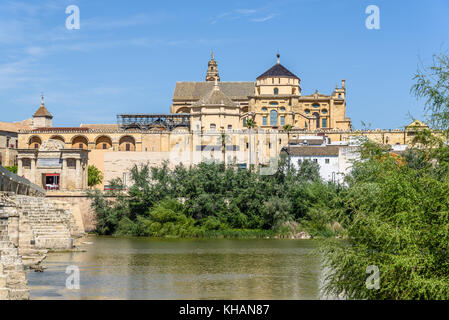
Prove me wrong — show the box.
[27,236,323,300]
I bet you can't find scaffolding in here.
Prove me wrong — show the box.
[117,114,191,131]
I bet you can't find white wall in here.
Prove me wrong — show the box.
[290,146,360,183]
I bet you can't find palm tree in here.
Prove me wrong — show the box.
[245,118,256,170]
[245,118,256,129]
[283,124,293,171]
[217,132,232,165]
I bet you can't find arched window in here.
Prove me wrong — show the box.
[269,101,278,106]
[95,136,113,150]
[72,136,89,150]
[210,124,216,130]
[270,110,278,126]
[313,103,320,108]
[313,112,320,128]
[280,107,285,112]
[29,136,42,149]
[305,109,310,114]
[273,88,279,95]
[262,107,268,112]
[322,109,328,114]
[119,136,136,151]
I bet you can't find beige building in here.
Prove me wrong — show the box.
[16,54,432,190]
[17,139,88,191]
[0,119,32,167]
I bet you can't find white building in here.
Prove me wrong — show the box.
[284,137,360,183]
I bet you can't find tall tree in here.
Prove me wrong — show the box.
[412,52,449,130]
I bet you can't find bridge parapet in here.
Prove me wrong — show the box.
[0,166,45,197]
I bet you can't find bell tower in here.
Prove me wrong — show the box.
[205,51,220,82]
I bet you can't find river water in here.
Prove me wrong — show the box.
[26,236,324,300]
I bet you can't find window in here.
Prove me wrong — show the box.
[325,159,330,164]
[322,109,328,114]
[305,109,310,114]
[312,103,320,108]
[103,143,107,150]
[313,112,320,128]
[243,117,247,127]
[210,124,216,130]
[263,116,267,126]
[270,110,278,126]
[126,143,130,151]
[6,137,10,148]
[280,107,285,112]
[227,125,232,130]
[322,118,327,128]
[305,121,308,128]
[79,143,83,149]
[313,159,318,163]
[274,88,279,95]
[338,93,342,99]
[269,101,278,105]
[280,116,285,126]
[34,144,39,149]
[269,143,272,149]
[262,107,267,112]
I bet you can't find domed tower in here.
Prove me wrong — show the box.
[32,94,53,128]
[205,51,220,82]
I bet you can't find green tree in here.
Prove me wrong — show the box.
[412,52,449,129]
[4,166,18,174]
[88,165,104,188]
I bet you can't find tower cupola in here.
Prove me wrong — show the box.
[32,94,53,128]
[205,51,220,82]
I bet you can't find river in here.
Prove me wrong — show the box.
[26,236,325,300]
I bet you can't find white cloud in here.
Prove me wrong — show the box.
[251,14,278,23]
[210,7,279,24]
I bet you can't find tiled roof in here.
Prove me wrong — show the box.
[32,127,89,132]
[286,145,340,156]
[173,82,255,100]
[33,104,53,118]
[0,119,32,133]
[257,63,299,80]
[192,84,236,107]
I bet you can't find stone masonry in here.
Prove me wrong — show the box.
[0,192,84,300]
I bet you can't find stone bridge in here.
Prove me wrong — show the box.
[0,166,84,300]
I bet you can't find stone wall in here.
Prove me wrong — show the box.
[0,193,29,300]
[46,191,96,232]
[0,192,85,300]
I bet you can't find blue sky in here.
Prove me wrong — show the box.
[1,0,448,129]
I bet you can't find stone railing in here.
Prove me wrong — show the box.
[0,166,45,197]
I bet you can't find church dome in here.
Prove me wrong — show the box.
[257,54,299,80]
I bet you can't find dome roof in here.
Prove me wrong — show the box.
[257,63,299,80]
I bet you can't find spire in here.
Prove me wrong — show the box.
[206,52,220,82]
[277,53,280,64]
[41,92,45,105]
[214,77,219,91]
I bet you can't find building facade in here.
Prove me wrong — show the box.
[16,55,432,190]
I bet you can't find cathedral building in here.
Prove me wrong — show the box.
[171,53,351,131]
[15,54,426,190]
